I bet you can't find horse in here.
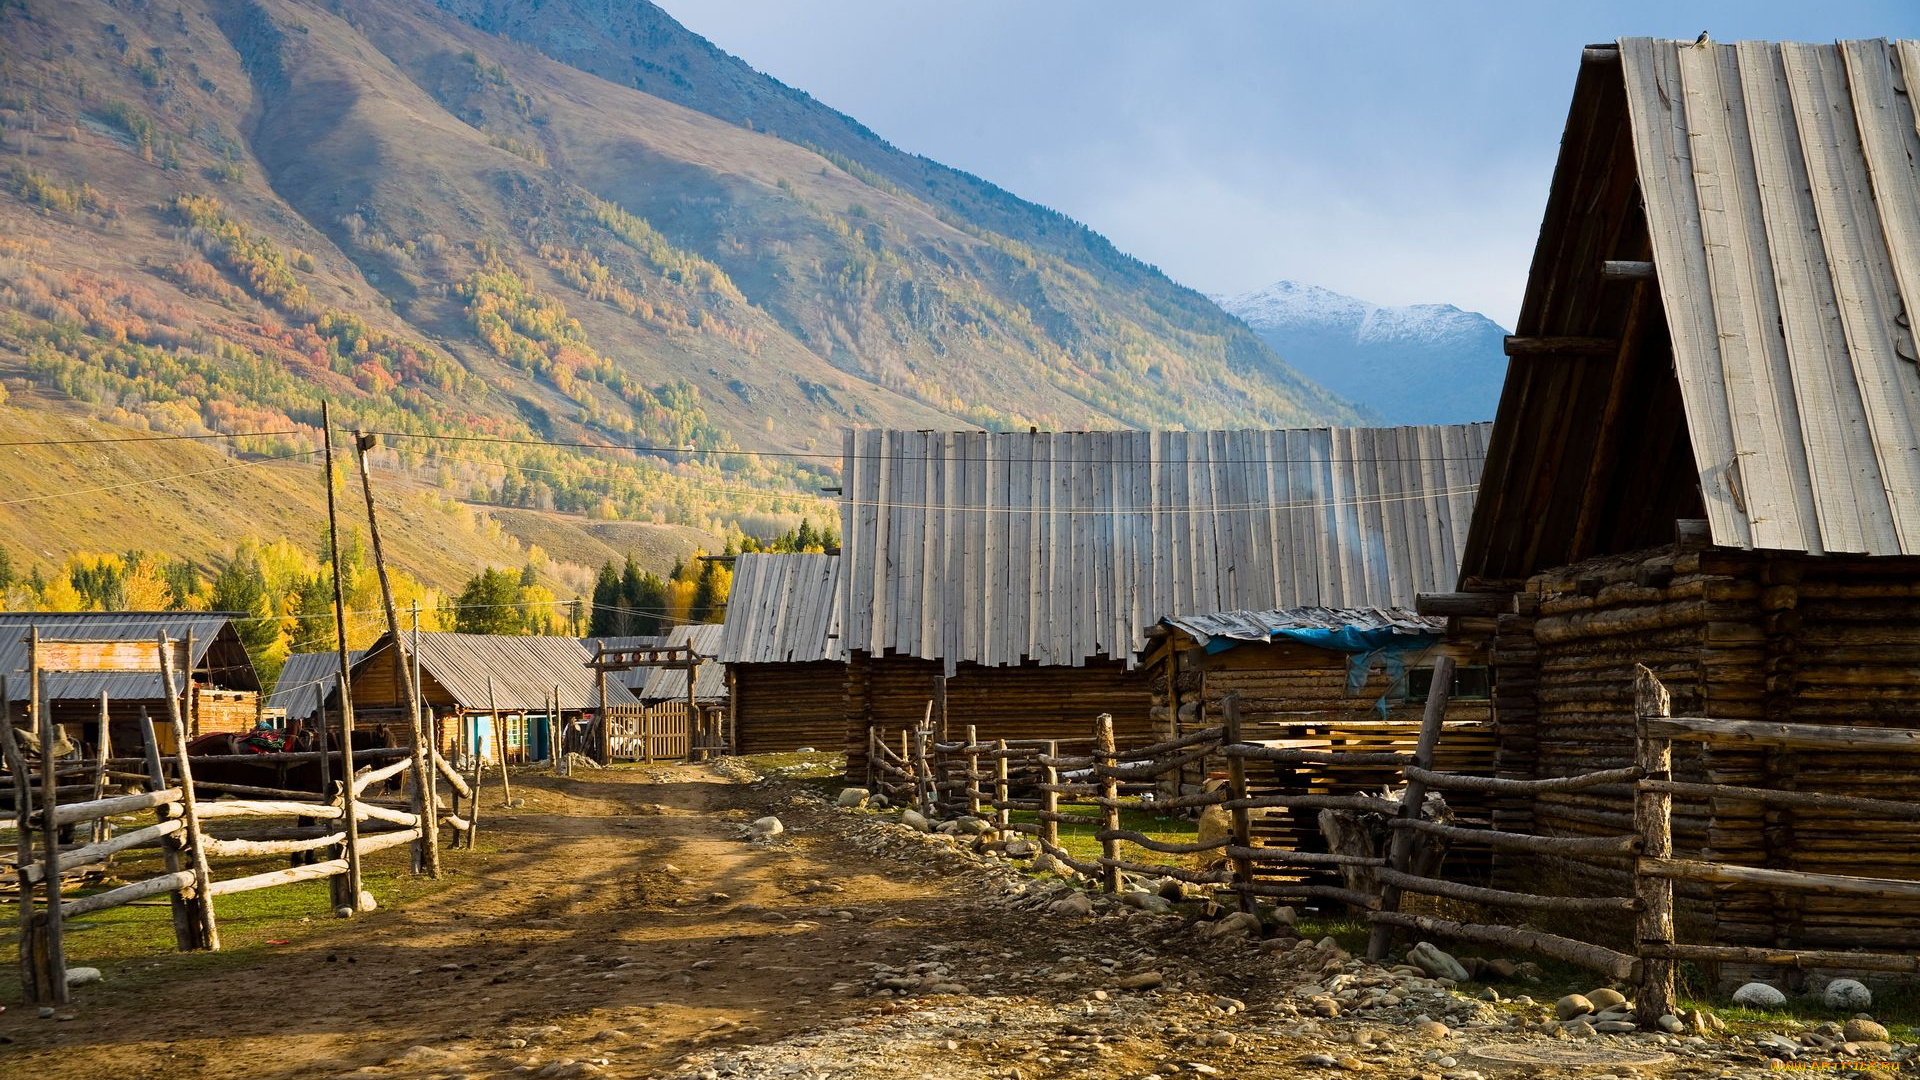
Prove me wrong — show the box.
[186,725,400,865]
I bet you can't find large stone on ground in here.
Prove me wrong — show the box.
[1116,971,1164,990]
[900,809,930,832]
[749,816,784,839]
[836,787,871,808]
[64,967,102,987]
[1732,982,1786,1008]
[1823,979,1872,1010]
[1844,1018,1889,1043]
[1048,892,1094,917]
[1554,994,1595,1021]
[1587,988,1627,1010]
[1408,941,1469,982]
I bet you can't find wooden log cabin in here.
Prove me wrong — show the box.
[328,631,637,763]
[1430,37,1920,967]
[717,552,846,754]
[0,611,261,754]
[837,424,1490,778]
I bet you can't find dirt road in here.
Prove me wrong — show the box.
[0,762,1819,1078]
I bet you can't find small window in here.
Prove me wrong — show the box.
[1406,665,1491,702]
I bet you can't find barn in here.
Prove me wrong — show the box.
[838,425,1490,777]
[717,552,845,754]
[1433,37,1920,960]
[0,611,261,754]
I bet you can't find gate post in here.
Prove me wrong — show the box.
[1633,665,1676,1025]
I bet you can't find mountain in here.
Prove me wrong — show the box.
[1215,281,1508,425]
[0,0,1364,592]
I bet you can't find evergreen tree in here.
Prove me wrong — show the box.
[588,561,621,636]
[619,555,646,636]
[454,568,526,635]
[629,569,667,636]
[210,548,279,668]
[0,546,13,593]
[162,559,201,608]
[289,575,335,654]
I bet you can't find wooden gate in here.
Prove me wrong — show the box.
[607,703,691,761]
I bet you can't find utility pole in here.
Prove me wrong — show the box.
[353,430,439,878]
[321,401,364,910]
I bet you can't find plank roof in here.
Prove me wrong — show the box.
[266,649,363,719]
[1163,607,1445,651]
[0,611,258,702]
[358,631,636,711]
[842,424,1491,671]
[1463,38,1920,581]
[637,623,727,702]
[716,553,843,665]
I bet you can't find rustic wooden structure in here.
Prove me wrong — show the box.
[588,634,707,762]
[718,553,846,754]
[1430,37,1920,974]
[840,426,1490,777]
[0,613,261,755]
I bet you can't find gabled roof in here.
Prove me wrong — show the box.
[842,425,1490,671]
[637,623,726,702]
[717,553,842,664]
[358,631,637,711]
[1463,38,1920,582]
[0,611,258,702]
[267,649,363,718]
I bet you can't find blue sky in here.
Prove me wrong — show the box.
[656,2,1920,327]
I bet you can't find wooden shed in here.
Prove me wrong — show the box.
[331,631,638,763]
[717,553,846,754]
[838,424,1490,776]
[1431,37,1920,961]
[265,649,363,728]
[0,611,261,754]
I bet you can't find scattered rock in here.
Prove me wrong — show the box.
[65,966,102,987]
[334,905,354,919]
[1823,979,1872,1010]
[1212,995,1245,1014]
[836,787,871,808]
[900,810,930,833]
[1117,971,1165,991]
[1199,1031,1236,1048]
[1414,1020,1450,1040]
[1120,891,1173,914]
[953,816,992,835]
[1200,910,1262,940]
[1587,988,1627,1010]
[1844,1018,1889,1043]
[1732,982,1786,1008]
[1003,839,1034,858]
[1561,1019,1596,1038]
[358,890,378,912]
[1484,958,1518,979]
[389,1045,456,1067]
[1657,1014,1686,1034]
[1048,892,1094,917]
[1555,994,1595,1021]
[749,816,785,839]
[1031,852,1062,875]
[1594,1020,1637,1034]
[1409,942,1469,982]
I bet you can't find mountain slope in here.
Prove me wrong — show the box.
[0,0,1361,591]
[1216,281,1508,425]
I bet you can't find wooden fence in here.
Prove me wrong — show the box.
[861,659,1920,1022]
[605,703,730,763]
[2,639,474,1005]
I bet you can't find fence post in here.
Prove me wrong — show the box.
[91,692,111,846]
[137,705,196,949]
[1222,693,1257,914]
[27,630,68,1000]
[994,739,1011,830]
[912,723,933,814]
[1096,713,1120,893]
[1633,664,1676,1025]
[1367,655,1454,960]
[1041,739,1060,853]
[159,636,219,951]
[965,724,981,817]
[0,673,46,1003]
[865,726,877,794]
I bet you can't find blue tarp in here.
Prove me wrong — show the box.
[1217,625,1442,719]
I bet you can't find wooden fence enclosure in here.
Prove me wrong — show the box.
[866,659,1920,1019]
[605,703,730,763]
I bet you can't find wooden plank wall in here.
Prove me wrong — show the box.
[844,652,1153,778]
[733,662,846,754]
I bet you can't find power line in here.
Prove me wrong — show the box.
[0,428,302,448]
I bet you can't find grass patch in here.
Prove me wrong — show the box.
[1005,800,1197,867]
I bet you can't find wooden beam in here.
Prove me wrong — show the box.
[1602,259,1657,280]
[1415,591,1510,616]
[1503,335,1620,358]
[1645,716,1920,752]
[1639,857,1920,902]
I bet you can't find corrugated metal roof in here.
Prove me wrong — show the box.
[841,425,1490,671]
[0,612,257,702]
[1163,608,1445,650]
[266,649,363,718]
[1622,37,1920,556]
[717,553,842,664]
[637,623,727,702]
[360,631,637,711]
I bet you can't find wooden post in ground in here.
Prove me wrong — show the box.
[320,402,364,909]
[467,712,484,851]
[1366,656,1454,960]
[596,661,612,766]
[352,430,438,878]
[2,673,46,1003]
[1222,693,1257,914]
[965,725,981,817]
[159,636,218,951]
[933,675,948,743]
[1095,713,1120,893]
[1041,739,1060,853]
[137,706,196,949]
[865,726,877,794]
[1634,664,1676,1025]
[90,691,111,845]
[912,707,934,812]
[687,656,701,763]
[548,684,560,772]
[413,602,438,837]
[993,738,1011,830]
[30,629,67,1000]
[898,729,912,809]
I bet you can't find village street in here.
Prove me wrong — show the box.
[0,762,1846,1080]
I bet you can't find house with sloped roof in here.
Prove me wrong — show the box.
[717,553,843,753]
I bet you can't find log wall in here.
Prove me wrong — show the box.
[844,652,1152,779]
[732,662,847,754]
[1497,543,1920,960]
